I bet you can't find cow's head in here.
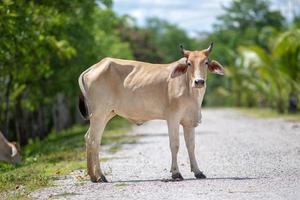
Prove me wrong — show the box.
[171,42,224,88]
[0,131,21,164]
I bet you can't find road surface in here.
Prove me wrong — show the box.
[31,108,300,200]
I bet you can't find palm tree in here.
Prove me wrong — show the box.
[236,29,300,113]
[274,29,300,112]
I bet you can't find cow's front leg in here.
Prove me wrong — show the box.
[183,126,206,179]
[167,119,183,180]
[85,114,107,183]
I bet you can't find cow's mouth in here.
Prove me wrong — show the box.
[193,85,205,89]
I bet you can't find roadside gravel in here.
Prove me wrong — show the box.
[31,108,300,200]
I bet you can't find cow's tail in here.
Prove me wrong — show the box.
[78,71,91,121]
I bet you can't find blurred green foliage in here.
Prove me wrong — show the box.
[198,0,300,113]
[0,0,299,145]
[0,117,130,198]
[0,0,132,144]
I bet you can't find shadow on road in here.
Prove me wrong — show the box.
[110,131,218,140]
[110,176,263,184]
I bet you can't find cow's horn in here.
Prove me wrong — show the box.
[179,44,185,54]
[207,42,214,53]
[180,44,190,58]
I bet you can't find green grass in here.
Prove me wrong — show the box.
[236,107,300,121]
[0,117,131,199]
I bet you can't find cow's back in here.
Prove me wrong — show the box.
[84,58,173,121]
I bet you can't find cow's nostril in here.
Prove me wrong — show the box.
[195,79,205,85]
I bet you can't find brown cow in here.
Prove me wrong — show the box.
[0,131,21,164]
[78,43,224,182]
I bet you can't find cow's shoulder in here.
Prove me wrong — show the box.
[87,57,113,73]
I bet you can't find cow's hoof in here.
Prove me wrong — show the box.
[100,175,108,182]
[172,173,184,181]
[195,172,206,179]
[91,175,108,183]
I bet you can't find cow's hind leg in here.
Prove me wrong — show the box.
[167,118,183,180]
[85,111,115,182]
[183,126,206,179]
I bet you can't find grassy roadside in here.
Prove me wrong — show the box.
[0,117,132,199]
[236,107,300,122]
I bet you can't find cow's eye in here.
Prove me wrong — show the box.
[205,60,209,65]
[187,61,192,67]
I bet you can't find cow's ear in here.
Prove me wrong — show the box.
[171,60,188,78]
[12,141,20,152]
[171,64,188,78]
[10,143,18,157]
[207,60,224,75]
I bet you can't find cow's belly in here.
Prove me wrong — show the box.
[114,90,167,122]
[115,108,165,123]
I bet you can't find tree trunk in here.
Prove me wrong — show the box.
[4,74,12,138]
[15,96,28,146]
[52,93,71,132]
[37,106,47,140]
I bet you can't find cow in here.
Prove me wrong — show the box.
[0,131,21,164]
[78,43,224,182]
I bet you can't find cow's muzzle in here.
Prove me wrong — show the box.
[194,79,205,88]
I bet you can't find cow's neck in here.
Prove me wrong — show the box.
[192,87,206,110]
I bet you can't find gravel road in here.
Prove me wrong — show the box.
[31,108,300,200]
